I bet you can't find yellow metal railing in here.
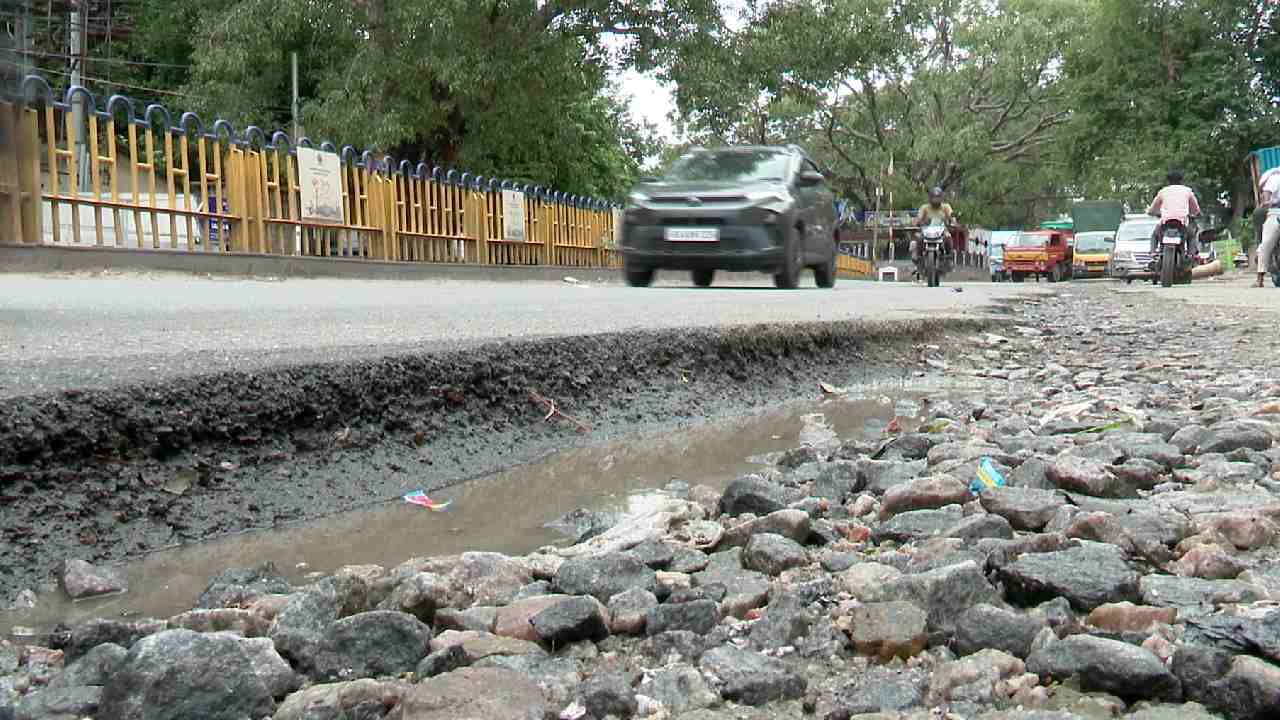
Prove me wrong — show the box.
[2,77,867,279]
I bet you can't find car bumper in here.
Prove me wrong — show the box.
[1073,264,1110,277]
[621,220,788,272]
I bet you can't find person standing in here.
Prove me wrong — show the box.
[1255,167,1280,287]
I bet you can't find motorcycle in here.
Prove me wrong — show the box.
[1147,220,1216,288]
[919,221,950,287]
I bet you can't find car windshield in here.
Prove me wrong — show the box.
[1075,234,1112,252]
[1116,221,1156,243]
[1013,233,1048,246]
[662,150,792,184]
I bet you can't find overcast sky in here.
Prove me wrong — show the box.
[607,0,751,144]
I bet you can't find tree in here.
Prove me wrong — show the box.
[664,0,1086,227]
[177,0,717,199]
[1060,0,1280,224]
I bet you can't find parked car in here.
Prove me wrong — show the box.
[1108,214,1160,283]
[1071,231,1115,278]
[618,145,838,289]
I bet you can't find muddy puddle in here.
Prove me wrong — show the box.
[2,391,929,639]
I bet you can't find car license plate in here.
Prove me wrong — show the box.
[665,228,719,243]
[1161,237,1182,245]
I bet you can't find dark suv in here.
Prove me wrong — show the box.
[619,145,838,289]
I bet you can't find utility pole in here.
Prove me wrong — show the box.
[290,51,300,142]
[69,1,89,189]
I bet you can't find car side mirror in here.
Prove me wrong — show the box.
[799,170,825,187]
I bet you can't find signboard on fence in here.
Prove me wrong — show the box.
[297,148,344,224]
[610,208,623,249]
[502,190,527,242]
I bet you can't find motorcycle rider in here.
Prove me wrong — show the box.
[911,187,954,279]
[1255,167,1280,287]
[1146,169,1202,268]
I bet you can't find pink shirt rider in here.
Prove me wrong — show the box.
[1146,184,1201,225]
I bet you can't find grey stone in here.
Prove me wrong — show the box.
[530,596,609,646]
[873,505,965,544]
[1009,456,1057,491]
[1126,442,1185,469]
[979,487,1065,532]
[810,460,864,502]
[579,672,637,719]
[47,642,127,689]
[668,547,710,574]
[554,553,657,603]
[544,508,619,544]
[741,533,808,576]
[842,601,928,661]
[309,610,432,682]
[643,663,719,714]
[641,631,705,663]
[376,571,450,623]
[866,561,1000,636]
[392,666,551,719]
[748,594,814,650]
[472,654,582,709]
[998,542,1140,611]
[1047,456,1127,498]
[1170,425,1210,454]
[821,551,858,572]
[1139,575,1268,614]
[196,562,291,609]
[627,540,676,570]
[698,645,806,706]
[52,618,168,663]
[415,645,468,679]
[945,513,1014,541]
[448,552,534,608]
[827,665,928,715]
[857,458,928,495]
[719,475,791,516]
[1183,609,1280,663]
[953,604,1048,659]
[1208,654,1280,720]
[608,588,658,635]
[1026,634,1180,701]
[14,685,101,720]
[1201,423,1273,455]
[719,509,811,548]
[646,599,720,636]
[267,589,339,671]
[97,629,277,720]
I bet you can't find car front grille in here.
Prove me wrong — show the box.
[659,217,726,226]
[651,195,749,205]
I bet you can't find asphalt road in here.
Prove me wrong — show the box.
[0,270,1040,397]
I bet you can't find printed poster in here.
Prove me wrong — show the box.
[297,147,344,224]
[502,190,527,242]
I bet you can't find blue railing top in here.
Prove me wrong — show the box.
[12,73,622,209]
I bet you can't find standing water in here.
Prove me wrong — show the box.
[2,392,925,639]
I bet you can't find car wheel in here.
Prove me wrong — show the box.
[691,269,714,287]
[624,266,654,287]
[773,227,803,289]
[814,247,837,288]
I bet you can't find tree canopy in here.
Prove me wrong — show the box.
[9,0,1280,219]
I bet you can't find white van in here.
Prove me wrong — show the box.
[1108,214,1159,284]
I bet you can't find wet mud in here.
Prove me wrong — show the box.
[0,316,1000,604]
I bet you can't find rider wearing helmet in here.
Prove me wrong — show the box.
[911,187,954,275]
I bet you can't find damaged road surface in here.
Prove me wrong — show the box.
[5,275,1280,720]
